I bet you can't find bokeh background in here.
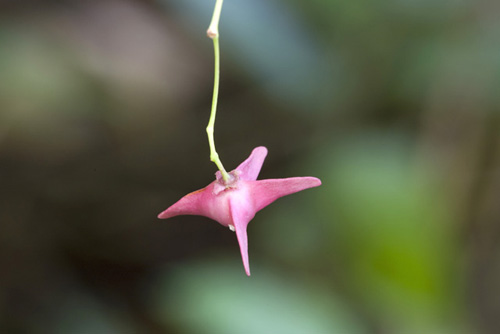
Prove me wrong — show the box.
[1,0,499,333]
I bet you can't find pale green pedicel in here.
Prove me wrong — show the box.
[206,0,230,182]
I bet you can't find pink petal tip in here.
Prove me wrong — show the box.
[236,146,268,181]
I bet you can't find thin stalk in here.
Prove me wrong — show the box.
[206,0,230,182]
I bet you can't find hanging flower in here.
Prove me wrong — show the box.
[158,146,321,275]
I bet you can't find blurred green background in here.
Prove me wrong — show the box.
[1,0,499,333]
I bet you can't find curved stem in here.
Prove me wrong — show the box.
[206,0,230,182]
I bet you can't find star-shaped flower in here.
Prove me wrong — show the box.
[158,146,321,276]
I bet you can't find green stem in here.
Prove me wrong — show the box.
[206,0,230,182]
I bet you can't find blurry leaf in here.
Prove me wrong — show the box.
[312,132,469,332]
[0,27,90,116]
[154,260,366,334]
[398,25,500,113]
[0,26,96,155]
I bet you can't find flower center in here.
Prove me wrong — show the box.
[213,170,240,195]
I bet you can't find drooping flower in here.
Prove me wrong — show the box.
[158,146,321,276]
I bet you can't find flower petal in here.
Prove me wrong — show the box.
[157,186,210,219]
[235,146,268,181]
[249,177,322,211]
[228,195,256,276]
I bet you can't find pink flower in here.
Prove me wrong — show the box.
[158,146,321,276]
